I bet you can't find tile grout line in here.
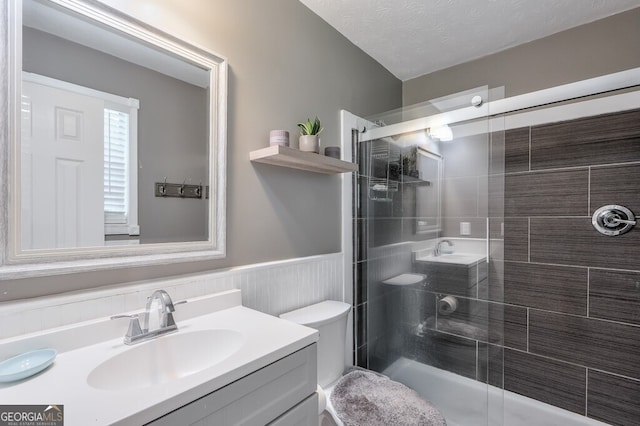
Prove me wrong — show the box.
[506,215,593,218]
[505,165,588,175]
[585,368,589,416]
[475,340,479,381]
[527,217,531,263]
[528,305,640,328]
[588,365,640,383]
[586,268,590,318]
[526,307,530,352]
[587,166,591,216]
[503,159,640,176]
[588,159,640,169]
[502,259,640,275]
[507,346,640,384]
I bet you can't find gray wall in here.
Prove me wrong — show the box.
[403,7,640,104]
[2,0,401,300]
[23,27,209,244]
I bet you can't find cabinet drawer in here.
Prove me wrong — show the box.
[148,344,317,426]
[269,394,318,426]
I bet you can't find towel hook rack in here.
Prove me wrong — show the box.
[154,179,203,199]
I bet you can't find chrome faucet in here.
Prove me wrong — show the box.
[433,239,454,257]
[143,289,176,332]
[111,289,185,345]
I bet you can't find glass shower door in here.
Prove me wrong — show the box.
[353,87,505,426]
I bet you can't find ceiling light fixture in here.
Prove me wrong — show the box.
[429,125,453,142]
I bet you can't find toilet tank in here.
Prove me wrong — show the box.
[280,301,351,387]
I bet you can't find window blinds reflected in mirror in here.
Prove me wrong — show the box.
[104,106,139,237]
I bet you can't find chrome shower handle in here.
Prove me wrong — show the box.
[608,217,636,225]
[592,205,636,236]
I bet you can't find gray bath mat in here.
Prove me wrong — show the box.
[330,369,447,426]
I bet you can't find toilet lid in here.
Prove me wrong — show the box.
[280,301,350,327]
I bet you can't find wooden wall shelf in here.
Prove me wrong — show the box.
[250,145,358,174]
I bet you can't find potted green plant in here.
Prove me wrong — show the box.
[297,117,323,153]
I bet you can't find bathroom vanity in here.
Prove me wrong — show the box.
[0,290,319,425]
[149,344,317,425]
[149,345,317,425]
[413,239,488,297]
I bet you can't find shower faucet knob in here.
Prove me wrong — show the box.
[592,205,636,236]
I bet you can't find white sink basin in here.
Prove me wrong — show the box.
[87,329,244,391]
[419,253,486,266]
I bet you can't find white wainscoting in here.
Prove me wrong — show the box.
[0,253,344,339]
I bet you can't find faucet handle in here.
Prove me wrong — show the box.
[164,299,187,315]
[161,300,186,329]
[111,314,143,344]
[110,313,139,320]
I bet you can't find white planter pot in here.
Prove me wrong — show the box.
[299,135,319,153]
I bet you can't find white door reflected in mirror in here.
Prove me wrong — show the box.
[21,74,139,250]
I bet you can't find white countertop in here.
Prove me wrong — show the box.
[413,238,487,267]
[0,290,318,425]
[415,252,487,267]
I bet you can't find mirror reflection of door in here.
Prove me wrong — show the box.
[415,148,442,234]
[21,74,139,249]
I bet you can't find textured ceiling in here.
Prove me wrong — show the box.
[299,0,640,81]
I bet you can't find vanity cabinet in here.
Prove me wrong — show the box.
[414,259,487,297]
[147,344,317,426]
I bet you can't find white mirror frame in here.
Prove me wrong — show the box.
[0,0,227,280]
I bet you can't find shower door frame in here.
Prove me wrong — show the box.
[362,67,640,143]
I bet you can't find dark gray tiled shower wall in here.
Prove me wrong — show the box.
[486,109,640,426]
[353,108,640,426]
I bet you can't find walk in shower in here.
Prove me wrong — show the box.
[351,71,640,426]
[353,86,507,426]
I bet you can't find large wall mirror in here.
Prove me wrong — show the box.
[0,0,227,279]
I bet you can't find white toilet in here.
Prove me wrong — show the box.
[280,300,351,426]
